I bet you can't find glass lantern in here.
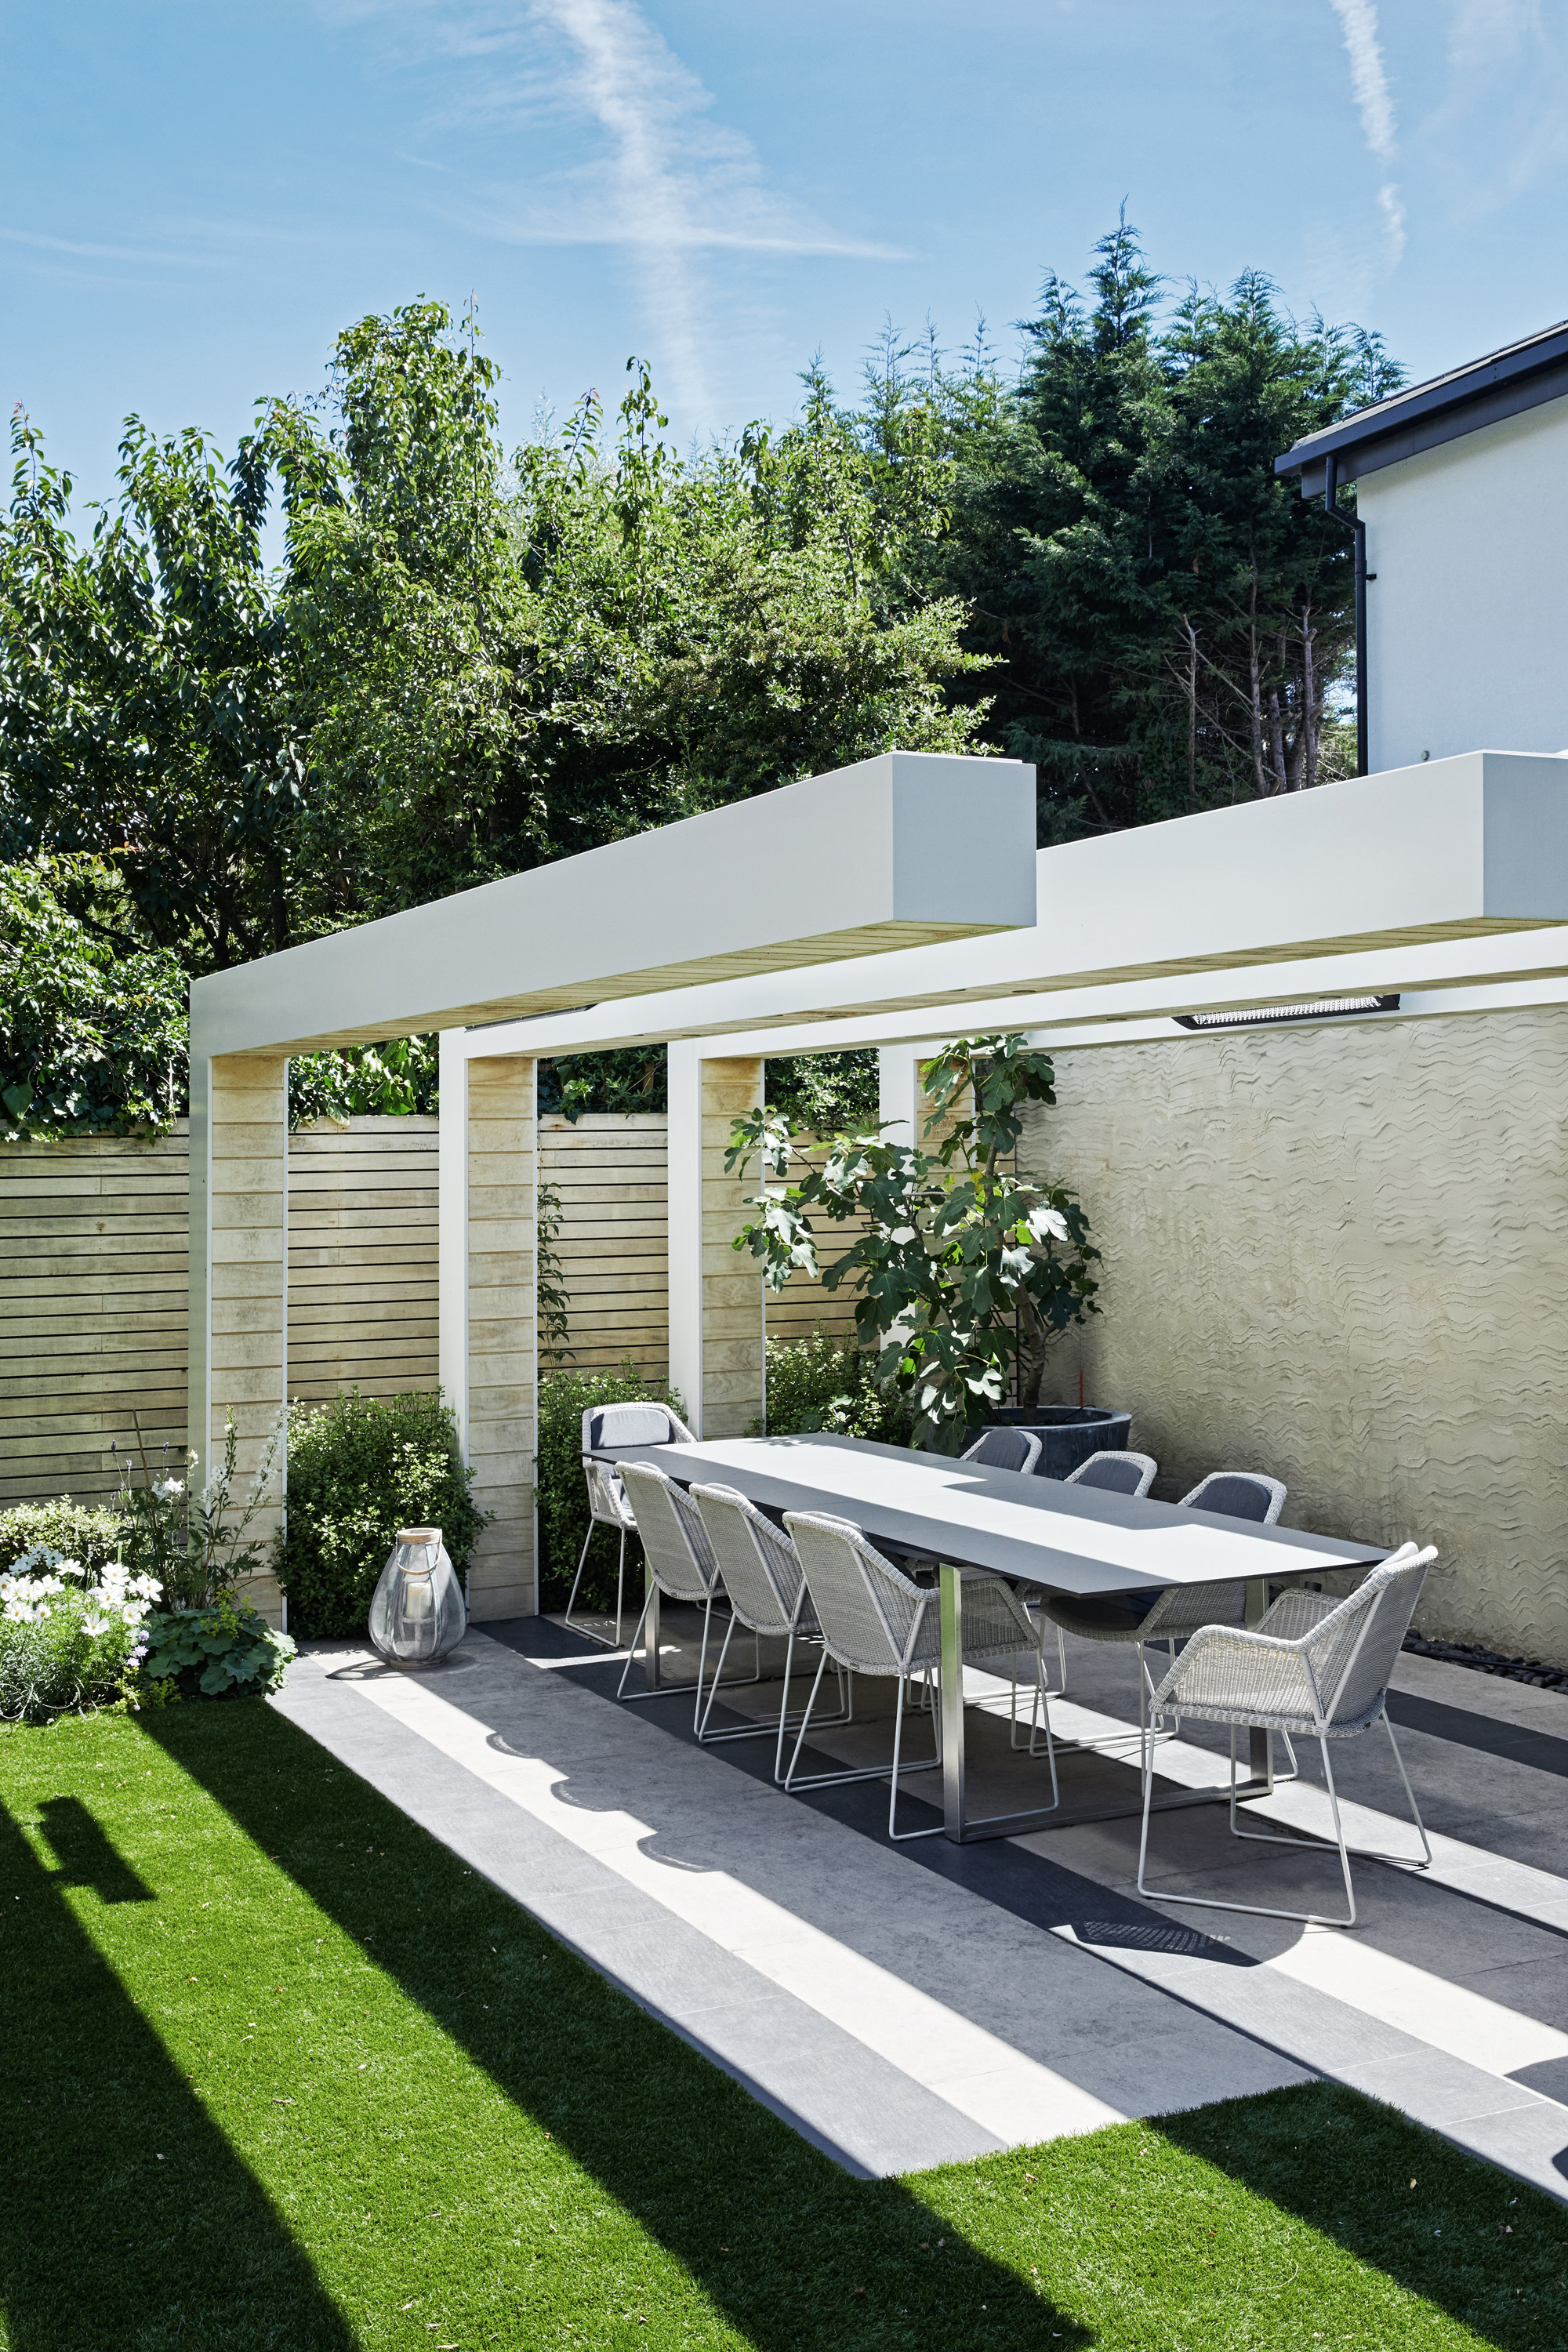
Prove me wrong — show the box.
[368,1527,467,1666]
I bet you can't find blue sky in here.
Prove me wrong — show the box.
[5,1,1568,517]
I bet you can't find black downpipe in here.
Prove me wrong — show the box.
[1324,453,1370,777]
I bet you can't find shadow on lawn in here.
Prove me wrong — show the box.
[1160,2082,1568,2347]
[0,1799,354,2352]
[144,1701,1087,2350]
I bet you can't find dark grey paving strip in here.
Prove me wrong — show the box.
[485,1617,1254,1963]
[1387,1690,1568,1780]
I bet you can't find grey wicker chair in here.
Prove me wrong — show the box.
[1033,1450,1158,1690]
[691,1483,850,1769]
[615,1461,754,1725]
[1137,1542,1436,1926]
[567,1401,695,1648]
[1039,1465,1286,1710]
[782,1510,1058,1839]
[961,1425,1043,1476]
[1066,1450,1158,1499]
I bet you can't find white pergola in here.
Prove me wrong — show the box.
[189,746,1568,1623]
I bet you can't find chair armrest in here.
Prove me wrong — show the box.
[1149,1621,1320,1722]
[1254,1588,1340,1641]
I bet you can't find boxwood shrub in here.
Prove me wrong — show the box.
[0,1498,125,1576]
[274,1389,483,1639]
[757,1331,913,1446]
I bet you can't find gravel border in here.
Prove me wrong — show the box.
[1402,1632,1568,1695]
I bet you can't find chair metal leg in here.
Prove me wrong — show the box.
[697,1616,843,1750]
[566,1522,626,1649]
[615,1586,709,1702]
[782,1653,940,1800]
[1138,1708,1428,1928]
[888,1670,945,1840]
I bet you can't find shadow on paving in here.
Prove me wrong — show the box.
[0,1799,354,2352]
[143,1700,1087,2350]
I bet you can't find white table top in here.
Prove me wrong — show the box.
[595,1432,1384,1599]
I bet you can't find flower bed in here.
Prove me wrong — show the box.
[0,1547,161,1724]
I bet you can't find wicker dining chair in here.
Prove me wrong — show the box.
[566,1401,695,1648]
[781,1511,1058,1839]
[960,1425,1043,1476]
[691,1483,850,1769]
[1137,1542,1437,1926]
[615,1461,757,1725]
[1039,1465,1285,1709]
[1031,1450,1158,1690]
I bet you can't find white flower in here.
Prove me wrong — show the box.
[82,1617,109,1637]
[154,1478,184,1499]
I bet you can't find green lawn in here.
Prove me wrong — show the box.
[1,1699,1564,2351]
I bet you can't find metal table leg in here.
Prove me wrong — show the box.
[936,1560,1279,1845]
[939,1561,965,1837]
[642,1559,662,1693]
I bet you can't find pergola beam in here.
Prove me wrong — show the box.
[455,752,1568,1064]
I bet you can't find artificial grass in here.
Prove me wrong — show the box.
[0,1702,1564,2351]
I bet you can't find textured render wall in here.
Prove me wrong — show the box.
[1023,1007,1568,1665]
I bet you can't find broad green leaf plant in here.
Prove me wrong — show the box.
[728,1033,1100,1454]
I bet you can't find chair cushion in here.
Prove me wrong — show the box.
[583,1403,683,1451]
[1073,1456,1149,1497]
[1188,1475,1272,1523]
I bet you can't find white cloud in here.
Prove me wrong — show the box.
[328,0,902,424]
[1329,0,1405,263]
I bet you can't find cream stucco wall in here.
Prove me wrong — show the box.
[1022,1006,1568,1664]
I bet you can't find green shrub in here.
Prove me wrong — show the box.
[536,1367,687,1611]
[0,1549,158,1724]
[140,1599,296,1700]
[0,1498,125,1576]
[274,1389,483,1639]
[757,1330,913,1446]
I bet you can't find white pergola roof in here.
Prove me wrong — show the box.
[459,750,1568,1063]
[188,751,1037,1058]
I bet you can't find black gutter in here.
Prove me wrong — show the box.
[1276,314,1568,492]
[1323,452,1370,778]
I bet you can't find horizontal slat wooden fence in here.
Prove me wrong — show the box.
[2,1107,866,1507]
[1,1131,191,1508]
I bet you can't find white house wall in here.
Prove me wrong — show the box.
[1360,401,1568,774]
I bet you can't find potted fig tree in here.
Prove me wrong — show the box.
[728,1031,1116,1465]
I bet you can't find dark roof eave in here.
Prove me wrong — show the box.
[1275,314,1568,484]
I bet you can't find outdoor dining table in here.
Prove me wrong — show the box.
[590,1430,1386,1844]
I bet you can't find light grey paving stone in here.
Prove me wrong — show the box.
[274,1653,999,2177]
[1335,2049,1544,2128]
[274,1639,1308,2167]
[1446,2102,1568,2202]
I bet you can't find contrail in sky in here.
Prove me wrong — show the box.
[1329,0,1406,261]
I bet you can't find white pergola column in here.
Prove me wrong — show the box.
[187,1051,289,1623]
[439,1039,538,1619]
[667,1044,766,1437]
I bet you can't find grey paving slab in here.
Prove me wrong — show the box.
[273,1635,1308,2172]
[1335,2049,1544,2128]
[272,1613,1568,2201]
[274,1653,997,2177]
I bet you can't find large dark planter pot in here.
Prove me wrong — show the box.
[986,1405,1133,1479]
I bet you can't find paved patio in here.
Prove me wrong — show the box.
[271,1607,1568,2196]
